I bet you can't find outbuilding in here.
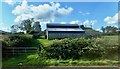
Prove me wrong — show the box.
[46,23,85,39]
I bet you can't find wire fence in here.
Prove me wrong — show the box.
[3,47,38,56]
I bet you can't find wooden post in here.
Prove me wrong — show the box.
[25,48,26,54]
[13,47,14,56]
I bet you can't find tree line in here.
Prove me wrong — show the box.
[101,26,119,34]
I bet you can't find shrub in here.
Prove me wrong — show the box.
[28,30,35,34]
[44,38,100,59]
[90,37,119,60]
[32,33,42,39]
[2,34,40,47]
[2,34,43,57]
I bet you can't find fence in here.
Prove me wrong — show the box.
[3,47,38,56]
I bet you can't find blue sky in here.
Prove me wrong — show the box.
[0,1,119,32]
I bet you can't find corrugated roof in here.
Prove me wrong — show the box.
[47,23,79,27]
[47,28,85,31]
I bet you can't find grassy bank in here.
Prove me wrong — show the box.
[2,34,119,67]
[2,54,119,67]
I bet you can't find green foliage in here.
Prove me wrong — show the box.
[2,34,41,47]
[27,30,35,34]
[32,33,41,39]
[92,36,119,60]
[19,18,41,34]
[3,35,32,47]
[44,38,103,59]
[2,34,43,58]
[101,26,118,35]
[80,25,85,30]
[2,35,119,67]
[2,54,47,67]
[3,35,118,60]
[22,19,32,33]
[42,36,118,60]
[3,56,119,67]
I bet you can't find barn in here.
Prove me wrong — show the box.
[46,23,85,39]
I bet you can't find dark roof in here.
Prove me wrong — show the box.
[47,23,79,28]
[47,28,85,32]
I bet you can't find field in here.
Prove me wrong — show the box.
[2,34,120,67]
[3,54,119,67]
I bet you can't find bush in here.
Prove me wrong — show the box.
[32,33,42,39]
[43,38,103,59]
[90,37,119,60]
[2,34,39,47]
[2,34,43,57]
[28,30,35,34]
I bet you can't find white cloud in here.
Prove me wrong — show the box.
[90,20,97,25]
[57,7,73,17]
[12,0,28,15]
[104,12,119,25]
[83,20,97,26]
[0,26,11,32]
[60,22,66,24]
[96,28,102,32]
[12,1,74,23]
[79,11,91,16]
[14,14,33,22]
[4,0,18,5]
[40,21,51,25]
[70,20,81,24]
[60,20,96,26]
[83,20,89,25]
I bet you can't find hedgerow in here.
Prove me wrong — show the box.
[43,38,104,59]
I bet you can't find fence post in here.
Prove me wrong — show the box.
[13,47,14,56]
[25,48,26,54]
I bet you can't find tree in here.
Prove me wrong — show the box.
[101,26,105,33]
[80,25,85,30]
[24,19,32,32]
[105,26,118,33]
[11,25,19,33]
[33,21,41,32]
[19,18,41,34]
[20,19,33,33]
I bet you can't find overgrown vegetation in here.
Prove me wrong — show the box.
[2,34,119,67]
[2,54,119,67]
[42,36,118,60]
[2,34,42,57]
[43,38,103,59]
[2,34,41,47]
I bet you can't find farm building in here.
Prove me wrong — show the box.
[46,23,85,39]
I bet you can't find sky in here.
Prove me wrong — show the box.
[0,0,119,32]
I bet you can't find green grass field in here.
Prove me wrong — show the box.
[2,54,119,67]
[102,35,119,41]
